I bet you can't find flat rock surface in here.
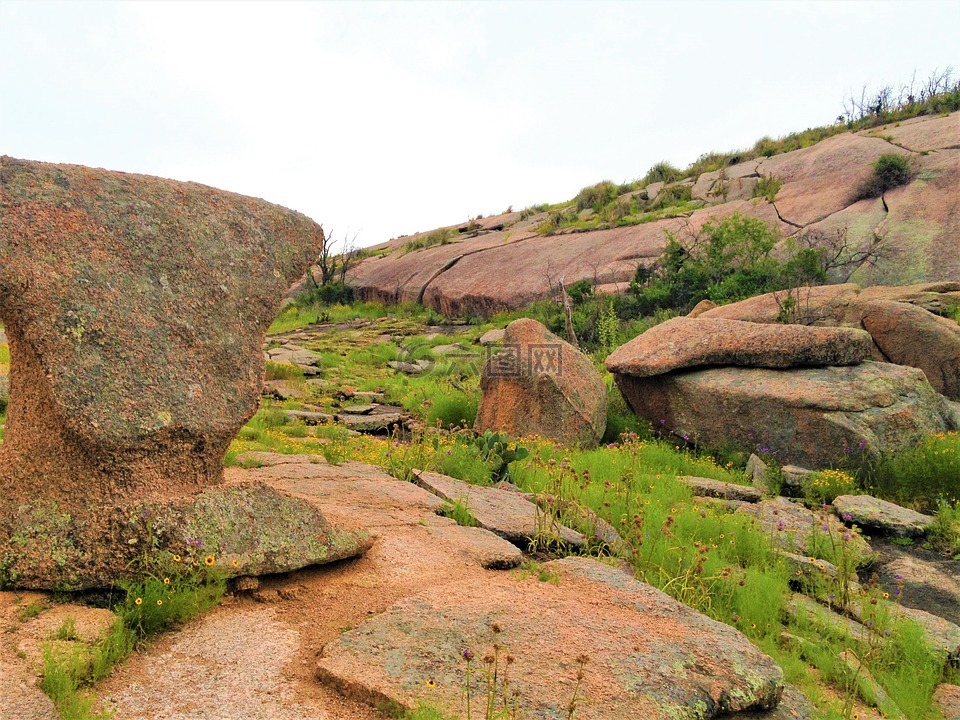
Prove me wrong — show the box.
[680,475,764,502]
[0,592,59,720]
[606,317,873,377]
[833,495,934,538]
[424,521,524,570]
[935,684,960,720]
[333,410,407,432]
[414,469,585,549]
[872,542,960,625]
[101,606,334,720]
[316,556,785,719]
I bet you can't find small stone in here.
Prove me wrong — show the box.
[746,453,768,489]
[233,576,260,592]
[284,410,335,425]
[252,589,281,604]
[339,404,377,416]
[478,328,505,346]
[679,476,763,502]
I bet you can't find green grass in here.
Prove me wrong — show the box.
[38,554,226,719]
[439,499,479,527]
[264,361,305,381]
[862,431,960,509]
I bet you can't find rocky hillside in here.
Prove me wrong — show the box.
[347,111,960,317]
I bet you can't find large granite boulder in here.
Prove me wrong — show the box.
[475,319,606,447]
[606,316,873,377]
[859,299,960,400]
[699,282,960,401]
[0,157,369,589]
[614,362,956,469]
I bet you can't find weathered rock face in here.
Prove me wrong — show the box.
[475,319,607,447]
[700,282,960,401]
[859,299,960,400]
[349,112,960,317]
[0,157,332,588]
[833,494,934,538]
[615,362,956,469]
[606,317,873,377]
[317,556,785,719]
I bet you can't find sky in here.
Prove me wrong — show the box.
[1,1,958,249]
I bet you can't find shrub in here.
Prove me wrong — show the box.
[565,279,594,305]
[753,174,782,202]
[646,183,692,211]
[854,153,912,201]
[574,181,620,212]
[404,228,453,253]
[519,203,550,220]
[802,469,859,505]
[313,280,354,305]
[642,161,682,185]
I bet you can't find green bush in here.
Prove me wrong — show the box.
[566,279,594,305]
[854,153,912,201]
[647,183,692,211]
[642,161,681,185]
[404,228,453,253]
[753,174,782,202]
[625,213,839,317]
[575,181,620,212]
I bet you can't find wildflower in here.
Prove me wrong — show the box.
[157,599,163,606]
[204,555,216,566]
[135,597,143,605]
[163,577,170,585]
[173,554,182,562]
[425,678,436,688]
[463,649,474,662]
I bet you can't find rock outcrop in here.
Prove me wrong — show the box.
[0,157,366,589]
[348,112,960,317]
[475,319,607,447]
[608,282,960,468]
[613,362,954,469]
[606,317,873,377]
[701,281,960,400]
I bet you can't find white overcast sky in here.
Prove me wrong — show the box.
[1,1,958,247]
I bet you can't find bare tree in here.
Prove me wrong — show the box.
[316,227,362,287]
